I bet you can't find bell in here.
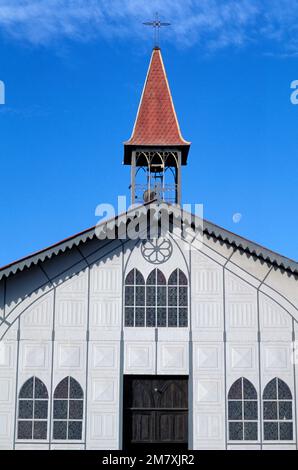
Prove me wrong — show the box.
[143,189,156,203]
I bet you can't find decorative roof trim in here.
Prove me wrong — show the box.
[0,203,297,280]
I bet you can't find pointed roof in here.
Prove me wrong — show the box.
[124,47,190,164]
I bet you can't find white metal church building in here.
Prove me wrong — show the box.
[0,47,298,451]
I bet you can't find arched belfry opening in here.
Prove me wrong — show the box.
[124,47,191,205]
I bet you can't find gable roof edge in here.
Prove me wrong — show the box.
[0,204,297,280]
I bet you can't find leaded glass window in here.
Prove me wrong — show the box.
[17,377,48,440]
[263,378,293,441]
[228,377,258,441]
[124,268,188,327]
[146,269,166,327]
[125,269,145,327]
[168,269,188,327]
[53,377,84,440]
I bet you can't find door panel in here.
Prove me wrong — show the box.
[157,412,188,442]
[159,381,188,408]
[131,411,154,443]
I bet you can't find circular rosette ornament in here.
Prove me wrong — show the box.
[141,238,173,264]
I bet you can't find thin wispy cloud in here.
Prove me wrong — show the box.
[0,0,298,53]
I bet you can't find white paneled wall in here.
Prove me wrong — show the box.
[0,234,297,450]
[192,250,225,450]
[0,339,17,450]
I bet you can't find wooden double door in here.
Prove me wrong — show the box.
[123,376,188,449]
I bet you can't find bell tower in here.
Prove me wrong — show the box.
[124,47,191,205]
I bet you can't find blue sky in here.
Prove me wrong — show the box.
[0,0,297,266]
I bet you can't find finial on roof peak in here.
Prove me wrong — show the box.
[143,12,171,48]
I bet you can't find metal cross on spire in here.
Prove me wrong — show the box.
[143,12,171,48]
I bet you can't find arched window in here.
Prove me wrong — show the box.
[228,377,258,441]
[17,377,48,440]
[168,269,188,327]
[263,378,293,441]
[124,268,188,327]
[53,377,84,440]
[146,268,166,327]
[125,269,145,327]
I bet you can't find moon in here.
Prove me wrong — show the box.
[232,212,242,224]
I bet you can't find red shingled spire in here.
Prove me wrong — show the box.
[124,47,190,164]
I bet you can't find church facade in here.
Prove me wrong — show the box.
[0,48,298,451]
